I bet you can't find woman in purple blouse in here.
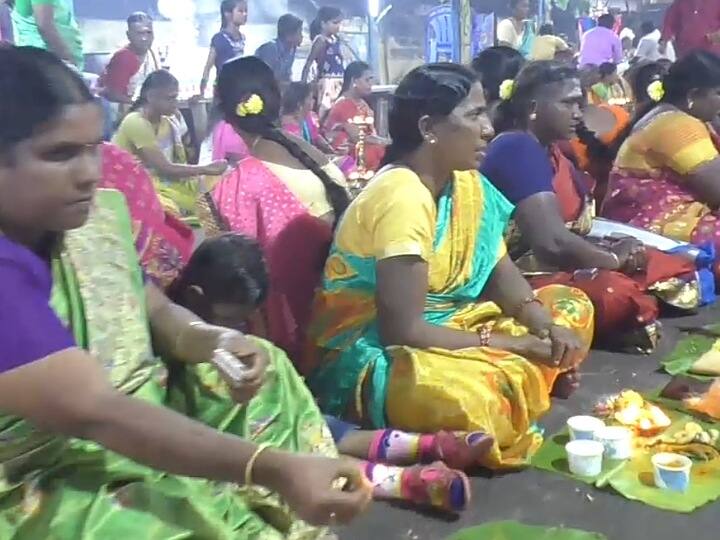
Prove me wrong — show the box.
[0,46,370,537]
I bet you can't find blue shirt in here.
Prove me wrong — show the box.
[211,30,245,74]
[480,132,554,206]
[255,39,296,83]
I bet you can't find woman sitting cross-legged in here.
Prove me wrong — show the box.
[211,56,350,361]
[112,70,228,223]
[481,61,708,349]
[305,63,594,469]
[0,46,372,539]
[602,51,720,260]
[169,233,501,513]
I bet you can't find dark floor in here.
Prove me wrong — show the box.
[339,306,720,540]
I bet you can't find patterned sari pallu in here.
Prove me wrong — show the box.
[306,168,594,469]
[603,108,720,263]
[0,189,336,540]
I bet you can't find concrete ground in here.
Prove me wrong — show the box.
[339,306,720,540]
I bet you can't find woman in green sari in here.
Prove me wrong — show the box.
[0,46,371,539]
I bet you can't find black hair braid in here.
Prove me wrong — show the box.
[575,120,614,164]
[259,125,349,221]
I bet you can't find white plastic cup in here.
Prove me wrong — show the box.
[566,440,605,477]
[595,426,633,460]
[567,415,605,441]
[652,453,692,492]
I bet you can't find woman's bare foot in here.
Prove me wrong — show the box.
[551,369,581,399]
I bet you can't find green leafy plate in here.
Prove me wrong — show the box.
[661,330,719,380]
[531,410,720,512]
[446,521,606,540]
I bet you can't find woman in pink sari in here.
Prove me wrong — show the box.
[211,57,349,361]
[100,143,194,287]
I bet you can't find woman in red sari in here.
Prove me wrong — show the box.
[322,61,388,172]
[482,61,709,350]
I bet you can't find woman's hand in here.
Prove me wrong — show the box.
[257,452,373,526]
[214,331,269,404]
[202,159,229,177]
[608,237,646,275]
[547,325,584,370]
[489,334,552,362]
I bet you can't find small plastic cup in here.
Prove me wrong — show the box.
[566,440,605,477]
[567,415,605,441]
[652,453,692,493]
[595,426,633,460]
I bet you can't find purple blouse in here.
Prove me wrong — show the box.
[0,236,75,374]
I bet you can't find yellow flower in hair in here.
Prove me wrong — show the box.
[499,79,516,101]
[236,94,264,117]
[647,80,665,103]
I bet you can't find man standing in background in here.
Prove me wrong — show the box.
[660,0,720,59]
[11,0,83,67]
[255,13,303,84]
[579,13,622,67]
[99,12,158,106]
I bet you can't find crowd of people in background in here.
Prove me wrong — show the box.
[2,0,720,538]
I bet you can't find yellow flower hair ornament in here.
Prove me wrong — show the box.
[236,94,264,117]
[499,79,516,101]
[647,80,665,103]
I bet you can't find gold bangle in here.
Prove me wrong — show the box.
[245,443,272,486]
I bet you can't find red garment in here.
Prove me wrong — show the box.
[100,143,194,287]
[662,0,720,58]
[533,146,697,340]
[99,46,144,98]
[323,97,385,172]
[212,157,332,362]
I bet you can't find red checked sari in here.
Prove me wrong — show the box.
[99,143,193,287]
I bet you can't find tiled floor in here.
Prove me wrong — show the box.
[340,306,719,540]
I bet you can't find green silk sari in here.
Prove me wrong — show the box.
[0,190,336,539]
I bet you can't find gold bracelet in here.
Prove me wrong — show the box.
[245,443,272,487]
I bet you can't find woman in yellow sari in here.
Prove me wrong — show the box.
[602,51,720,260]
[113,70,228,223]
[306,63,594,469]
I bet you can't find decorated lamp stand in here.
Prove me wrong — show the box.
[347,115,376,195]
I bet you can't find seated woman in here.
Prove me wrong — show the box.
[0,46,371,539]
[211,56,349,361]
[306,63,594,469]
[169,233,503,512]
[281,82,336,155]
[570,62,665,205]
[602,51,720,255]
[112,70,228,222]
[470,45,525,126]
[100,143,194,287]
[588,63,631,108]
[322,61,388,173]
[481,61,704,346]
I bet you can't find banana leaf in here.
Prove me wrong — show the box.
[531,410,720,512]
[446,521,606,540]
[661,333,716,380]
